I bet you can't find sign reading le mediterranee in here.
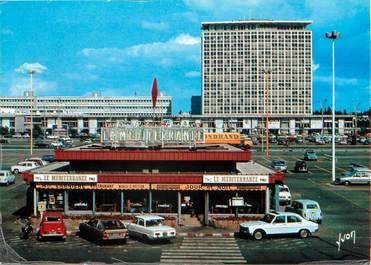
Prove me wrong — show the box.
[203,175,269,184]
[34,174,98,183]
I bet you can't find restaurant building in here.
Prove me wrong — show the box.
[22,130,284,226]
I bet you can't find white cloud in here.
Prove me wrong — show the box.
[15,62,47,74]
[314,75,359,86]
[185,71,200,77]
[8,77,56,96]
[82,33,200,66]
[313,63,320,72]
[141,21,169,31]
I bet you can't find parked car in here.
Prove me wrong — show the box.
[279,184,292,205]
[79,219,128,244]
[294,160,308,173]
[285,199,322,224]
[41,155,55,162]
[271,160,288,172]
[11,161,39,174]
[34,140,49,148]
[83,139,93,145]
[0,138,9,144]
[304,150,318,161]
[0,170,16,185]
[50,141,63,148]
[239,212,318,240]
[127,215,176,241]
[334,165,371,185]
[26,157,48,166]
[37,212,67,240]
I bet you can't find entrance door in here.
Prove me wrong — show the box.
[180,191,205,226]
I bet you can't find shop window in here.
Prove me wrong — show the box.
[152,191,177,213]
[38,190,64,211]
[96,191,120,212]
[68,190,93,211]
[125,190,148,213]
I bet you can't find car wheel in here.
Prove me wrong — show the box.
[6,181,9,186]
[253,230,264,240]
[317,220,322,224]
[299,229,310,239]
[344,181,351,186]
[13,169,19,174]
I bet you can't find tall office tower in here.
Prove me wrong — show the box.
[201,20,312,116]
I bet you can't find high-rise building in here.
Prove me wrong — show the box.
[201,20,312,116]
[191,96,202,115]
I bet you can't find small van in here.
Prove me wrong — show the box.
[285,199,322,224]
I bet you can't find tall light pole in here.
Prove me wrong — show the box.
[28,69,35,156]
[326,31,340,182]
[264,69,270,160]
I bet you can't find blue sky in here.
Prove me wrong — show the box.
[0,0,369,114]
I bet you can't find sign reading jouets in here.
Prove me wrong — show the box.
[34,174,98,183]
[203,175,269,184]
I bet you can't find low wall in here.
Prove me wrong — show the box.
[209,214,263,229]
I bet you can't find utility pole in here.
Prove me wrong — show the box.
[28,70,35,156]
[326,30,340,182]
[265,69,270,160]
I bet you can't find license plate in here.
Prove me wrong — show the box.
[163,232,167,237]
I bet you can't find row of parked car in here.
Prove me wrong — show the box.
[36,213,176,244]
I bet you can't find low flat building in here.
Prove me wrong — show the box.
[22,142,284,226]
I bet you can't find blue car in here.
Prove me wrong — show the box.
[304,150,317,161]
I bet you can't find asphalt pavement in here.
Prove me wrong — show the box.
[0,143,369,264]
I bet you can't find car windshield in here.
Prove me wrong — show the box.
[280,187,289,192]
[306,204,318,209]
[260,214,275,223]
[0,172,5,176]
[46,216,61,222]
[146,219,163,226]
[307,151,315,154]
[101,220,124,229]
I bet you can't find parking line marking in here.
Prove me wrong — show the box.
[315,165,331,173]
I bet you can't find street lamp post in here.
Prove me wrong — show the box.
[264,69,270,160]
[28,69,35,156]
[325,31,340,182]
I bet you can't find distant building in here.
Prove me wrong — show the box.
[0,91,172,134]
[191,96,202,115]
[201,20,312,116]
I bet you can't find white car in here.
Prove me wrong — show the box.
[285,199,322,224]
[0,170,16,185]
[11,161,40,174]
[279,184,292,205]
[334,166,371,185]
[127,215,176,241]
[50,141,63,148]
[239,212,319,240]
[26,157,49,166]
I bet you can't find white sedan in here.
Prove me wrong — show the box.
[127,215,176,241]
[239,212,318,240]
[11,161,40,174]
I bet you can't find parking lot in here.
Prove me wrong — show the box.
[0,142,369,264]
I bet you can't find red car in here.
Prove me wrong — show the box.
[37,212,67,240]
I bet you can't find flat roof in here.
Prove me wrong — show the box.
[236,161,274,175]
[202,20,312,27]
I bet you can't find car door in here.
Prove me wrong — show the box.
[268,215,287,235]
[286,215,302,234]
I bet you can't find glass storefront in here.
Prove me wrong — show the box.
[38,189,64,211]
[124,190,148,213]
[68,190,93,211]
[96,191,121,212]
[151,191,177,213]
[209,191,264,214]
